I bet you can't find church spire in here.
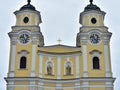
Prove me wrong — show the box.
[28,0,31,4]
[90,0,93,4]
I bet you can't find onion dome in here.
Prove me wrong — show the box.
[20,0,36,11]
[84,0,101,12]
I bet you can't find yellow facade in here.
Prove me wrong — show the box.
[5,1,115,90]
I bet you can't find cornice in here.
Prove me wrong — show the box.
[5,77,115,83]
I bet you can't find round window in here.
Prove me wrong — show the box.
[23,17,29,23]
[91,18,97,24]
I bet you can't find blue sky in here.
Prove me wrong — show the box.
[0,0,120,90]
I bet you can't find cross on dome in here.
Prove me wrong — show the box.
[28,0,31,4]
[57,38,62,44]
[90,0,93,4]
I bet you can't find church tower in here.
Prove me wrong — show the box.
[5,0,44,90]
[76,0,115,90]
[5,0,115,90]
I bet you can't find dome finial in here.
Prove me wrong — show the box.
[90,0,93,4]
[28,0,31,4]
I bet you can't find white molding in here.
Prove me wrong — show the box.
[38,53,81,57]
[31,44,36,76]
[9,44,16,77]
[38,82,44,90]
[5,77,115,83]
[7,84,114,89]
[7,82,14,90]
[83,44,88,77]
[56,84,62,89]
[75,83,80,90]
[104,44,111,77]
[30,81,35,90]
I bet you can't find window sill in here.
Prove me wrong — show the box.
[45,74,55,76]
[64,74,74,76]
[17,68,28,70]
[92,69,101,70]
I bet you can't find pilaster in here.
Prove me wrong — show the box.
[56,84,62,90]
[83,82,89,90]
[103,40,111,77]
[38,82,44,90]
[106,82,113,90]
[75,83,80,90]
[82,40,88,77]
[30,81,36,90]
[76,56,80,78]
[9,37,17,77]
[31,37,37,77]
[7,82,14,90]
[39,55,43,78]
[57,56,61,79]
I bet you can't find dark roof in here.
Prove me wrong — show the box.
[84,3,101,12]
[20,3,36,11]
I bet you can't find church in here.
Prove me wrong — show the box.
[5,0,115,90]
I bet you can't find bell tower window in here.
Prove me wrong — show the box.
[18,50,29,69]
[23,17,29,23]
[93,57,100,69]
[91,18,97,24]
[20,56,27,69]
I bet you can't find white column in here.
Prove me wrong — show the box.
[75,83,80,90]
[56,84,62,90]
[76,56,80,78]
[30,81,35,90]
[9,37,17,77]
[57,56,61,79]
[38,82,44,90]
[106,82,113,90]
[7,82,14,90]
[31,37,37,77]
[83,82,89,90]
[104,41,111,77]
[82,40,88,77]
[39,55,43,78]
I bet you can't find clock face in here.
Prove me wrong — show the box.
[90,33,100,44]
[19,33,30,44]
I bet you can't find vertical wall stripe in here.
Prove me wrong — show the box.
[31,44,36,76]
[104,43,111,77]
[9,44,16,77]
[39,55,43,78]
[57,56,61,79]
[76,56,80,78]
[83,44,88,77]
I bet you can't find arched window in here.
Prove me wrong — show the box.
[47,61,53,75]
[20,56,27,69]
[66,62,72,75]
[93,57,100,69]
